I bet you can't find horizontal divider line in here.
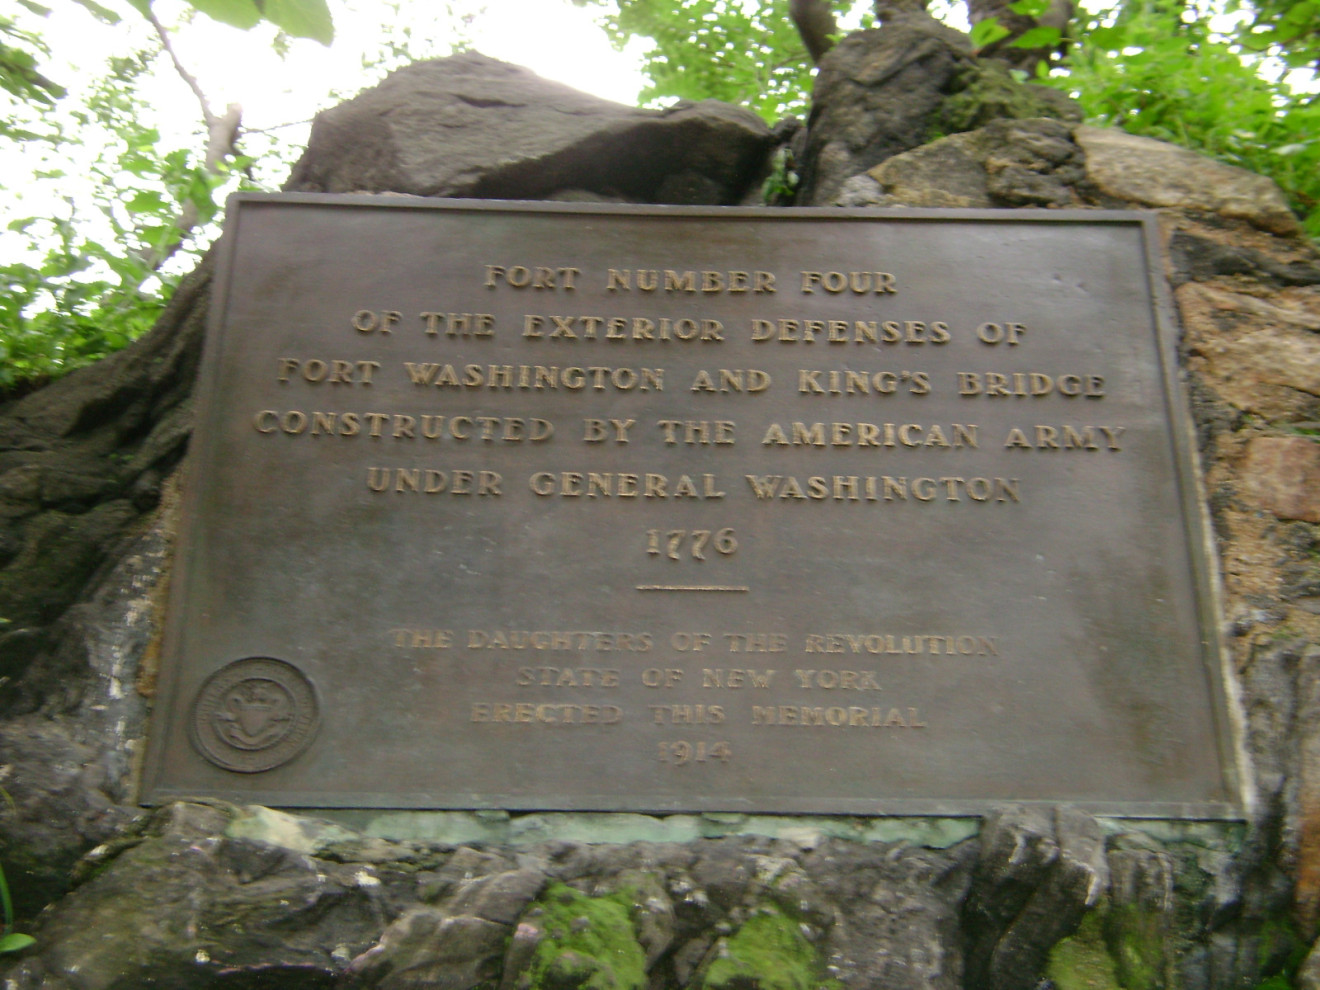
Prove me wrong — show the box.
[636,585,749,593]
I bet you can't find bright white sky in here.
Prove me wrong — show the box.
[0,0,651,272]
[43,0,649,146]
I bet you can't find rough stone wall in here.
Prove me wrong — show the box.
[0,44,1318,990]
[0,263,210,917]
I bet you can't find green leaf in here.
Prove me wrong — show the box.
[135,223,174,246]
[260,0,333,43]
[126,190,167,213]
[1086,25,1126,48]
[14,1,51,16]
[70,0,122,23]
[0,44,66,102]
[1009,25,1063,48]
[969,17,1012,47]
[1008,0,1051,16]
[0,934,34,955]
[100,252,151,282]
[129,127,161,150]
[1279,0,1318,27]
[187,0,262,30]
[121,0,151,15]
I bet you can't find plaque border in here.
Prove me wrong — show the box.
[139,196,1247,820]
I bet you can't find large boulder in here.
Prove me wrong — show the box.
[795,19,1078,206]
[795,19,974,206]
[285,51,774,205]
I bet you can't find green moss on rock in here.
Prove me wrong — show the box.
[1048,875,1313,990]
[1104,904,1168,990]
[1254,915,1309,984]
[935,61,1080,138]
[526,882,647,990]
[1048,901,1175,990]
[1047,911,1121,990]
[700,905,833,990]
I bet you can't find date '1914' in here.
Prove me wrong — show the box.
[659,741,733,764]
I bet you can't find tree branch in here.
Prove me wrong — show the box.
[240,118,315,135]
[137,9,243,272]
[790,0,838,63]
[145,5,215,128]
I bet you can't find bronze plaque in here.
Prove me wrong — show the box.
[141,196,1241,816]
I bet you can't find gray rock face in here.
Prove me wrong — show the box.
[1075,124,1299,235]
[804,839,974,990]
[852,117,1089,209]
[962,807,1108,990]
[0,801,1240,990]
[285,52,774,205]
[0,263,210,919]
[794,22,1083,208]
[2,803,402,989]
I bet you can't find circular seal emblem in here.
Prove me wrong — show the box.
[190,658,319,773]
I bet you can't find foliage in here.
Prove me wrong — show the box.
[1048,0,1320,237]
[0,8,65,137]
[581,0,1317,235]
[0,866,33,954]
[575,0,870,121]
[130,0,334,44]
[5,0,332,122]
[968,0,1065,51]
[0,0,490,395]
[0,788,33,956]
[0,0,327,395]
[1,216,163,392]
[762,146,800,204]
[1231,0,1320,70]
[1,47,247,390]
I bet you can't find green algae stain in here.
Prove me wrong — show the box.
[700,906,834,990]
[526,883,647,990]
